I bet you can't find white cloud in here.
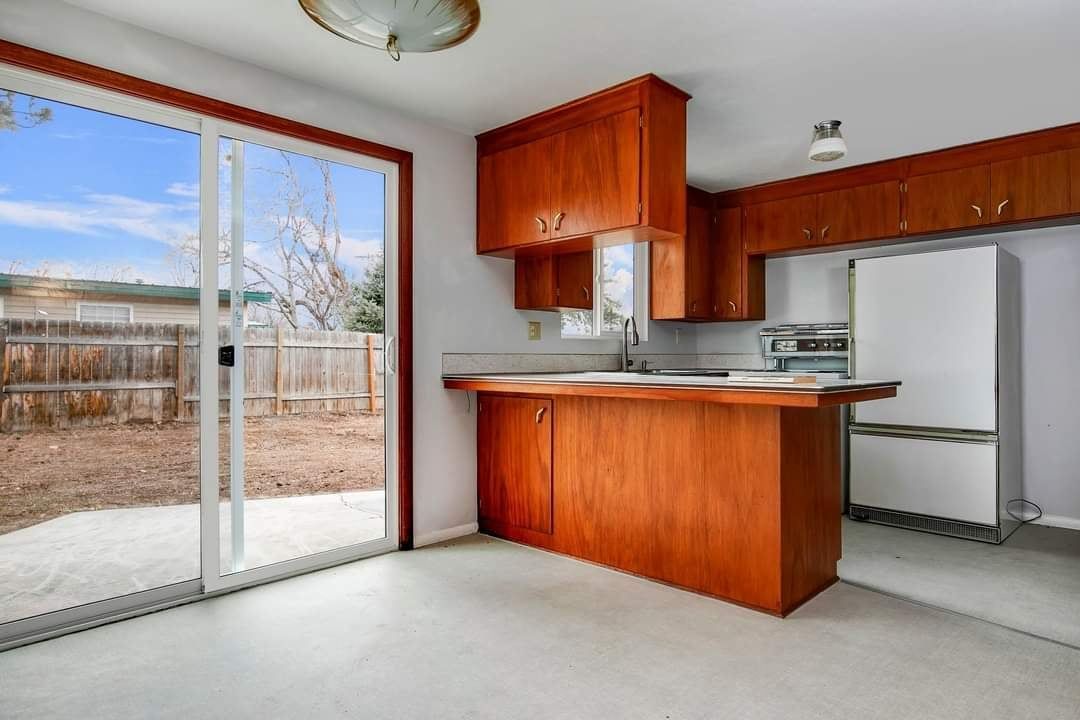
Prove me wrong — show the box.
[605,267,634,314]
[0,192,197,244]
[165,182,199,198]
[0,185,10,195]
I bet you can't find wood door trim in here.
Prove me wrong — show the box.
[444,379,897,407]
[0,40,415,549]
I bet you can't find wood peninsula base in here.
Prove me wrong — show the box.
[473,392,848,616]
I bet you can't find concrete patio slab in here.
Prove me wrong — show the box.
[0,491,386,625]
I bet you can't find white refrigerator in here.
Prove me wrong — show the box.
[848,244,1022,543]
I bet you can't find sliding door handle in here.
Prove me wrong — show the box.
[385,335,396,375]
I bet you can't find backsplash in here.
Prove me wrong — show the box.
[441,352,763,374]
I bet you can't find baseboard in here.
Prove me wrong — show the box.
[413,522,479,548]
[1030,514,1080,531]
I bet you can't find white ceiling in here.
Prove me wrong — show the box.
[65,0,1080,191]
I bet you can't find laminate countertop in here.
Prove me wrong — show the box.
[442,372,900,408]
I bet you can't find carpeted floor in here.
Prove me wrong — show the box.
[840,517,1080,647]
[2,534,1079,719]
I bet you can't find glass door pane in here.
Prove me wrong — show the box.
[216,135,390,575]
[0,87,201,626]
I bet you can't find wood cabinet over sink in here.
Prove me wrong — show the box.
[476,74,690,257]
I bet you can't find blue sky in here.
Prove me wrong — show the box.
[0,89,385,288]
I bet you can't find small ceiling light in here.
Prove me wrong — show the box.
[298,0,481,62]
[809,120,847,162]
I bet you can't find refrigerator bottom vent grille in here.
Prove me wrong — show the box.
[849,505,1001,544]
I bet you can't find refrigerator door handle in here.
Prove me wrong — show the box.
[849,424,999,445]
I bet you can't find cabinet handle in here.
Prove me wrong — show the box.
[821,225,830,241]
[802,227,813,241]
[997,199,1010,216]
[729,300,737,312]
[553,211,566,231]
[582,285,590,300]
[691,300,698,313]
[535,216,547,233]
[713,303,719,314]
[970,204,983,218]
[535,406,546,424]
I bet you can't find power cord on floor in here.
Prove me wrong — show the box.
[1005,498,1043,524]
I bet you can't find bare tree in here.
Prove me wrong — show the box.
[169,151,352,330]
[1,91,53,132]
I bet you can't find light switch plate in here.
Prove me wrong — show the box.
[527,321,542,341]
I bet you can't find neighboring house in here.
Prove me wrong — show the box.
[0,273,272,325]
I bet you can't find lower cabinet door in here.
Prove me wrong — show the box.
[849,432,998,526]
[477,395,553,533]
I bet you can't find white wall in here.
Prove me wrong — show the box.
[0,0,692,545]
[698,226,1080,527]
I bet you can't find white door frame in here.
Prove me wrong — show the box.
[199,121,399,593]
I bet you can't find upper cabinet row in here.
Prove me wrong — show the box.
[476,75,690,256]
[736,146,1080,255]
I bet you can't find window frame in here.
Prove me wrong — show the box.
[562,242,650,341]
[75,301,135,323]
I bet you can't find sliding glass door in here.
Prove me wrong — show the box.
[0,65,398,644]
[204,125,398,590]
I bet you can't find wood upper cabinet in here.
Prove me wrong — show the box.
[514,251,593,311]
[477,137,553,252]
[904,165,990,234]
[990,149,1072,223]
[1071,148,1080,211]
[711,207,763,320]
[477,394,553,534]
[476,75,690,255]
[651,190,710,320]
[549,109,641,239]
[816,181,901,246]
[745,195,817,253]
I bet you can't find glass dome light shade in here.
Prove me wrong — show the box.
[298,0,481,59]
[809,120,847,162]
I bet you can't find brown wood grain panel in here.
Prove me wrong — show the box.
[641,81,689,237]
[514,251,593,311]
[1072,148,1080,212]
[554,397,709,588]
[779,406,842,611]
[444,378,898,408]
[479,137,553,251]
[745,195,817,254]
[477,394,553,534]
[701,403,783,611]
[990,149,1071,223]
[685,203,712,318]
[904,165,990,234]
[816,181,901,245]
[475,74,690,156]
[550,109,641,239]
[711,206,744,319]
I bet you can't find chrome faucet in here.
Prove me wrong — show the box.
[623,316,639,371]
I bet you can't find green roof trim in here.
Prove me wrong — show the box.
[0,274,273,304]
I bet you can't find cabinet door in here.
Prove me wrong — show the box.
[478,137,553,252]
[745,195,817,253]
[711,207,743,319]
[556,252,594,310]
[477,395,553,534]
[685,203,712,318]
[904,165,989,234]
[1071,148,1080,212]
[990,149,1071,223]
[550,109,641,239]
[816,181,901,246]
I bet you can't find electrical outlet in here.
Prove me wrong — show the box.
[528,321,542,341]
[675,328,682,345]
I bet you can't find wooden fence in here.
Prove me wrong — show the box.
[0,319,384,432]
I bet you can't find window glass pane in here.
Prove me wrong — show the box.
[0,88,201,624]
[601,244,634,332]
[79,304,132,323]
[561,308,592,336]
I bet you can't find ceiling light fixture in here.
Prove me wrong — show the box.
[808,120,847,162]
[298,0,481,62]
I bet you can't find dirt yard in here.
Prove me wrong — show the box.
[0,412,385,534]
